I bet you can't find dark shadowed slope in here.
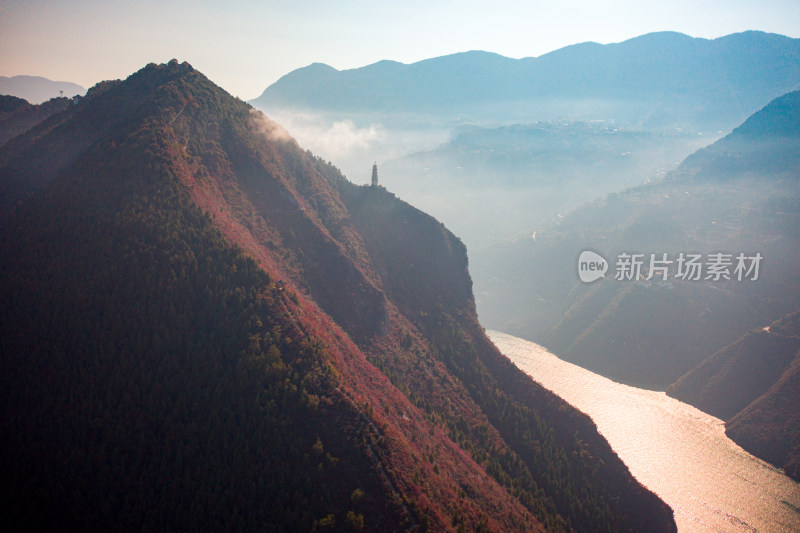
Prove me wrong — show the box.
[726,349,800,481]
[669,311,800,481]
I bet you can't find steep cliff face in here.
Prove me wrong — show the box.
[0,60,675,532]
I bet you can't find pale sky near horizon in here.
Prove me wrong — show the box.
[1,0,799,100]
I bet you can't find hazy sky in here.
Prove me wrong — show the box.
[1,0,799,100]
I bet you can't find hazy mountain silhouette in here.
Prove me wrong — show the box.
[0,60,675,532]
[0,75,86,104]
[253,31,800,130]
[473,90,800,477]
[475,90,800,386]
[382,121,713,249]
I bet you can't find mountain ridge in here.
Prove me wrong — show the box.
[253,31,800,129]
[0,60,676,532]
[0,94,74,146]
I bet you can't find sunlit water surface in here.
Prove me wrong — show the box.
[488,330,800,532]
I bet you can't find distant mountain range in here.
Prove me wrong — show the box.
[0,60,675,531]
[0,75,85,105]
[253,31,800,130]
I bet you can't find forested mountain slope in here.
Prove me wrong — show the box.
[0,94,73,146]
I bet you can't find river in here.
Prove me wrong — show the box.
[488,330,800,533]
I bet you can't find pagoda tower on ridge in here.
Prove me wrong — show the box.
[371,162,379,187]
